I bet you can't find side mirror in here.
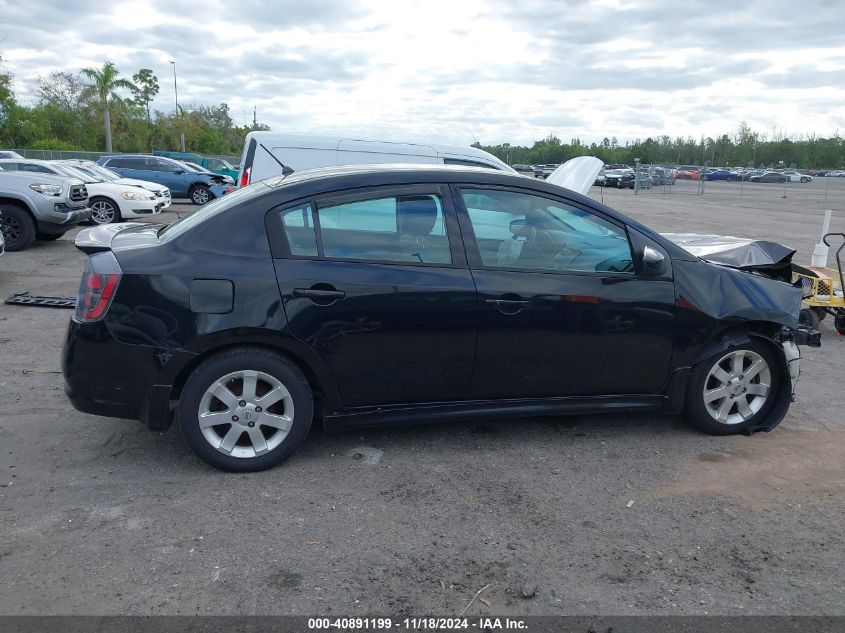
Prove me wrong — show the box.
[642,245,667,275]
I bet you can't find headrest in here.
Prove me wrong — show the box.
[397,196,438,237]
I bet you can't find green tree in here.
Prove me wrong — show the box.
[81,61,135,152]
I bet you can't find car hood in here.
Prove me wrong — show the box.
[662,233,796,281]
[546,157,604,195]
[114,177,167,192]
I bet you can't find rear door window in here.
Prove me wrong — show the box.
[277,193,453,265]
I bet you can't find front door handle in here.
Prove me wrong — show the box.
[485,299,530,307]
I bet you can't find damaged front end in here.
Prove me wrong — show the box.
[664,233,821,431]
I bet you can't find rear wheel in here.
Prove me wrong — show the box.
[0,204,35,251]
[685,341,782,435]
[178,347,313,472]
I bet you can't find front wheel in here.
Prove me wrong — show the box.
[0,204,35,251]
[684,341,782,435]
[190,185,211,205]
[178,347,313,472]
[90,197,122,225]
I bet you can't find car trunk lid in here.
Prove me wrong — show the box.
[74,223,162,254]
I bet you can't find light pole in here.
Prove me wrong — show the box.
[169,60,185,152]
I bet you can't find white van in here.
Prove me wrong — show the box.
[237,132,515,186]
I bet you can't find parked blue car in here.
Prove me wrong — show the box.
[97,155,232,205]
[701,169,733,181]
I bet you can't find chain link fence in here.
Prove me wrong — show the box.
[593,162,845,205]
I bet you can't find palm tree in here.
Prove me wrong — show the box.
[81,61,135,152]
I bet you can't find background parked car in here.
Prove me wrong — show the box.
[0,150,24,159]
[154,151,239,182]
[675,168,701,180]
[98,155,231,205]
[176,160,235,186]
[61,160,172,209]
[701,169,733,181]
[783,170,813,183]
[750,171,788,183]
[0,169,90,250]
[0,158,160,224]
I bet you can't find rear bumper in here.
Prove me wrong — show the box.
[62,318,195,431]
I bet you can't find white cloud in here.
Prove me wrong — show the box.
[1,0,844,146]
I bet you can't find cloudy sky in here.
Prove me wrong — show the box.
[1,0,844,146]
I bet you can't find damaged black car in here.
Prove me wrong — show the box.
[62,164,819,472]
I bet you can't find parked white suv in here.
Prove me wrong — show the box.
[0,159,162,224]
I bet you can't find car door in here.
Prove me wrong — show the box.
[149,158,188,196]
[454,185,677,400]
[268,185,478,408]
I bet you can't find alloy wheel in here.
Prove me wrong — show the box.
[197,369,294,458]
[91,200,116,224]
[192,188,210,205]
[702,349,771,425]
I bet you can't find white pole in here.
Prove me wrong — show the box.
[811,209,833,267]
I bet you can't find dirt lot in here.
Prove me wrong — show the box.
[1,179,844,616]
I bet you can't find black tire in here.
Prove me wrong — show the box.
[190,185,211,206]
[89,197,122,225]
[799,307,820,330]
[815,307,828,322]
[36,232,64,241]
[835,315,845,336]
[0,203,36,251]
[684,339,783,436]
[801,177,809,183]
[178,347,313,472]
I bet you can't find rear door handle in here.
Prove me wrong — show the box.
[293,288,346,300]
[485,299,530,306]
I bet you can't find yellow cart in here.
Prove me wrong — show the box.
[795,233,845,333]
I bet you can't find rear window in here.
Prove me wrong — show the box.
[158,183,267,241]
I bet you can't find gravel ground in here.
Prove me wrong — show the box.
[0,180,844,616]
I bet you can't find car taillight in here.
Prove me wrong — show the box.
[75,251,122,322]
[239,167,251,188]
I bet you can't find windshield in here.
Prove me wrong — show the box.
[158,182,266,240]
[52,163,97,183]
[68,164,104,181]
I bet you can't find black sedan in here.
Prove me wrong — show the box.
[749,171,787,183]
[63,165,814,471]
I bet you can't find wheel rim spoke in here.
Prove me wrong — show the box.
[736,398,753,419]
[240,371,258,401]
[704,385,731,403]
[260,412,292,432]
[256,385,289,408]
[716,398,734,422]
[198,410,233,428]
[218,427,242,454]
[743,359,765,382]
[210,382,239,409]
[730,351,745,376]
[711,366,730,383]
[247,427,268,455]
[746,383,769,397]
